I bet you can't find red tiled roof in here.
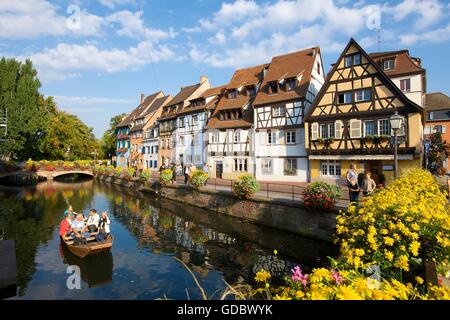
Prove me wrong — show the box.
[369,50,425,77]
[254,47,319,106]
[227,63,269,89]
[117,91,163,127]
[425,92,450,111]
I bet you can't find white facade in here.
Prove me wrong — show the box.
[390,73,424,107]
[174,111,208,167]
[143,126,159,171]
[254,52,325,182]
[206,128,254,179]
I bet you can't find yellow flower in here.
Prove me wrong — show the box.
[394,255,409,272]
[355,249,365,256]
[415,276,424,285]
[409,241,420,257]
[384,250,394,262]
[255,269,271,282]
[384,237,394,246]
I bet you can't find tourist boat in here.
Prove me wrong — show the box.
[62,234,113,258]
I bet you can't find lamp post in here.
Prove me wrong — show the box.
[390,111,404,179]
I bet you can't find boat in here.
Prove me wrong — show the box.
[62,234,113,258]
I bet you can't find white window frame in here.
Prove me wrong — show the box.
[286,130,296,144]
[284,159,297,176]
[378,119,390,136]
[267,130,275,145]
[363,120,375,137]
[383,59,394,70]
[355,89,372,102]
[233,158,248,172]
[338,91,352,104]
[272,105,285,117]
[320,160,342,177]
[194,154,201,164]
[400,78,411,93]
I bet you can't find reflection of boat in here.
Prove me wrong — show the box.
[62,235,113,258]
[61,243,113,288]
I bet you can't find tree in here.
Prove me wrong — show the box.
[426,132,450,171]
[100,113,126,159]
[0,58,49,160]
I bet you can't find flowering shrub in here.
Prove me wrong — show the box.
[94,165,105,175]
[252,267,449,300]
[105,165,114,176]
[232,174,260,199]
[115,166,123,177]
[125,167,135,180]
[45,165,55,171]
[189,169,208,190]
[140,168,151,181]
[303,181,342,210]
[160,169,173,185]
[25,160,38,172]
[336,169,450,281]
[63,163,74,171]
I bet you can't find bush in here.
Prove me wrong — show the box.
[303,181,342,210]
[45,165,55,171]
[232,174,260,199]
[25,160,38,172]
[125,167,135,180]
[94,165,105,175]
[189,170,208,190]
[336,169,450,281]
[160,169,173,185]
[140,168,151,181]
[115,166,123,177]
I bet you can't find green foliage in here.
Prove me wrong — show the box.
[426,132,450,171]
[140,168,151,181]
[189,169,208,190]
[303,181,342,210]
[160,169,173,185]
[105,165,114,175]
[115,166,123,177]
[232,174,260,199]
[125,167,135,179]
[100,113,127,159]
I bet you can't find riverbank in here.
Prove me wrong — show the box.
[95,174,342,242]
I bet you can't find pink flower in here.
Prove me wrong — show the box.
[331,269,343,285]
[291,266,308,287]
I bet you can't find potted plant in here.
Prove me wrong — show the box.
[362,135,374,143]
[302,181,342,210]
[378,135,390,143]
[232,174,260,199]
[189,169,209,190]
[315,138,324,145]
[324,137,335,146]
[140,168,151,182]
[160,169,173,185]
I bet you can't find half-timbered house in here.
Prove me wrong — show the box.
[253,47,325,182]
[206,64,269,179]
[304,39,424,185]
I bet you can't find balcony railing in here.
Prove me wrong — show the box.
[117,148,128,153]
[117,134,129,140]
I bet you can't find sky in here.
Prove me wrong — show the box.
[1,0,449,137]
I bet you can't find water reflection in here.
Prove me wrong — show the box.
[0,179,337,299]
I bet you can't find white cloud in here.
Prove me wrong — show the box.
[53,95,134,106]
[384,0,445,30]
[0,0,104,39]
[400,23,450,45]
[98,0,136,9]
[106,10,177,41]
[20,41,176,82]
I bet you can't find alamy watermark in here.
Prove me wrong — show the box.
[66,265,81,290]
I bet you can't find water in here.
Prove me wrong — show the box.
[0,177,337,300]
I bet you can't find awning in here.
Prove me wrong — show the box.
[308,154,414,161]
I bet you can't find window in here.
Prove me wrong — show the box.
[285,78,296,91]
[153,160,157,168]
[246,86,256,97]
[268,82,278,94]
[194,155,201,163]
[261,159,273,174]
[179,117,185,128]
[428,112,434,121]
[400,79,411,92]
[363,120,375,136]
[228,89,237,99]
[267,130,274,144]
[320,123,335,139]
[234,131,239,143]
[155,146,158,154]
[192,115,198,126]
[286,130,296,144]
[383,59,394,70]
[434,125,446,134]
[272,105,285,117]
[178,136,184,146]
[321,160,341,177]
[355,89,372,102]
[186,154,192,163]
[233,159,248,172]
[378,119,390,136]
[284,159,297,176]
[317,62,321,75]
[338,91,352,104]
[211,131,219,143]
[344,53,361,67]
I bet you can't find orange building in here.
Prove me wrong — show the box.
[424,92,450,170]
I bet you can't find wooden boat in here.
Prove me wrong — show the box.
[62,234,113,258]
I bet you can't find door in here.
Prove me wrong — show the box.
[215,161,223,179]
[364,160,382,184]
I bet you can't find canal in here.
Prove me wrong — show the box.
[0,177,337,300]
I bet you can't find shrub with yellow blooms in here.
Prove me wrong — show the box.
[335,169,450,281]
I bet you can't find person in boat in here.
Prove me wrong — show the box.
[86,209,100,232]
[59,212,73,238]
[70,213,88,244]
[64,205,74,216]
[95,211,111,242]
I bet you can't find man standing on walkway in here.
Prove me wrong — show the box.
[184,164,190,184]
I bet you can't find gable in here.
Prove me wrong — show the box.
[305,39,423,121]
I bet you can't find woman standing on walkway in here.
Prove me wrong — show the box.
[346,163,359,201]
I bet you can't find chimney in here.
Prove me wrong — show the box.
[200,75,208,84]
[140,94,145,104]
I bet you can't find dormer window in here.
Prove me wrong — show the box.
[228,89,237,99]
[383,59,394,70]
[268,82,278,95]
[192,99,204,107]
[285,78,296,92]
[246,85,256,97]
[344,53,361,67]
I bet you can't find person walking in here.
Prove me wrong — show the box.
[171,163,177,184]
[184,164,190,184]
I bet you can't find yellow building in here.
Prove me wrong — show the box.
[304,39,424,185]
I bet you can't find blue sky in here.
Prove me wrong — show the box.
[1,0,449,137]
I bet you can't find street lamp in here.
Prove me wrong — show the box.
[390,111,404,179]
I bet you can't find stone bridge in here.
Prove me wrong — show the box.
[0,169,94,180]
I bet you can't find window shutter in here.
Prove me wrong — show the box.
[278,130,284,144]
[335,120,344,139]
[349,119,362,138]
[443,125,447,134]
[311,122,319,140]
[424,126,431,134]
